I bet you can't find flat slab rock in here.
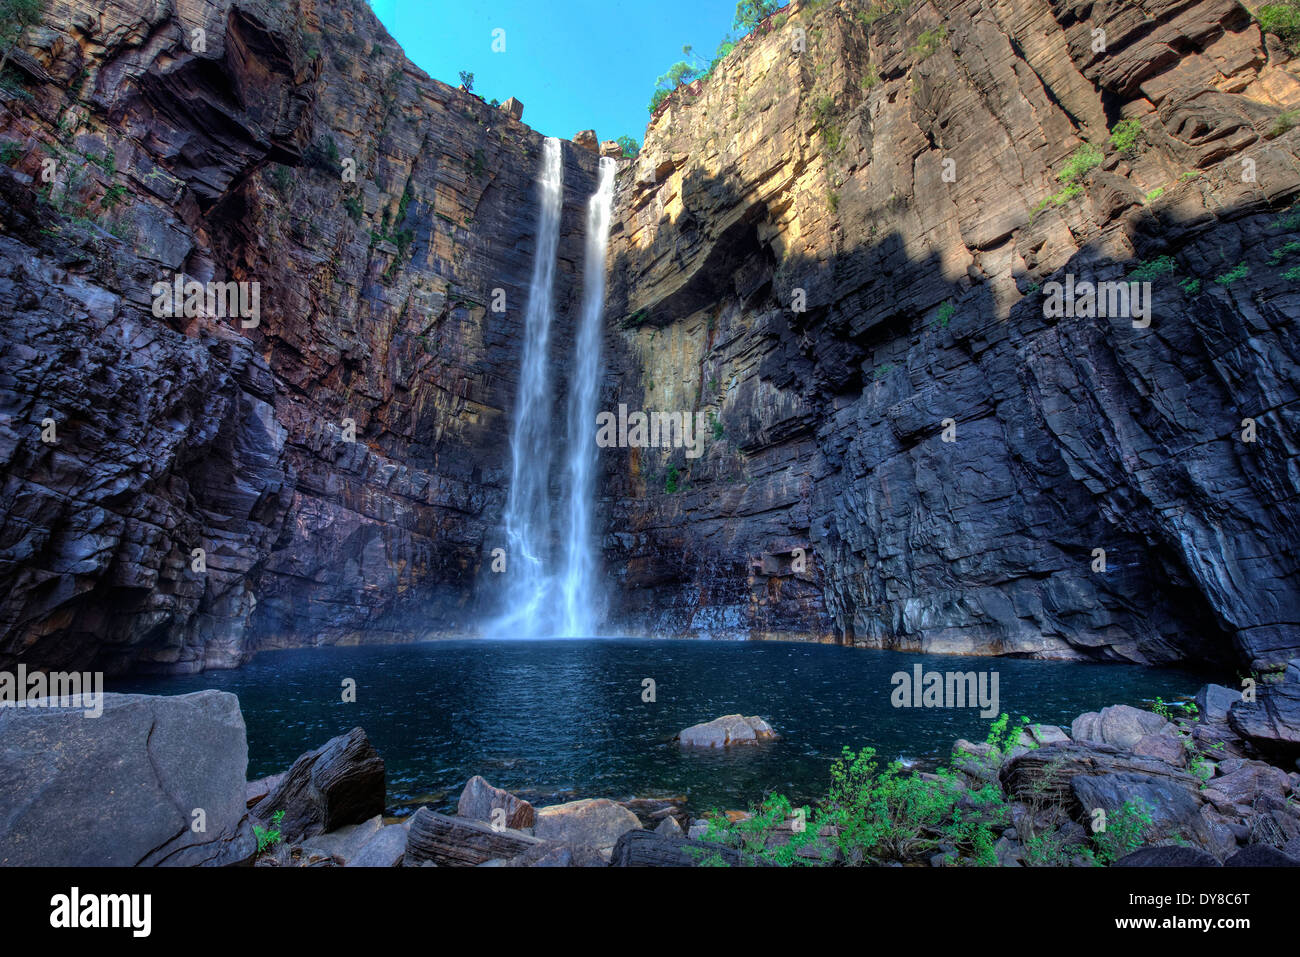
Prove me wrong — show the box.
[0,690,256,866]
[678,714,777,748]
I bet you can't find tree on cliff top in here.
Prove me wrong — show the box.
[0,0,45,78]
[734,0,781,31]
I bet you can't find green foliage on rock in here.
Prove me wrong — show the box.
[1109,118,1143,154]
[0,0,45,76]
[1257,0,1300,51]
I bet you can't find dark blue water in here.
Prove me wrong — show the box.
[110,639,1207,814]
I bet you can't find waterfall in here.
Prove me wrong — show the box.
[492,142,616,639]
[559,157,618,637]
[496,137,564,637]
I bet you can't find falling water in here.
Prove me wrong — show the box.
[559,157,618,636]
[496,137,564,636]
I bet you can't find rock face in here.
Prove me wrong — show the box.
[0,0,599,673]
[1228,659,1300,758]
[0,690,256,865]
[678,713,778,747]
[252,727,386,844]
[599,0,1300,669]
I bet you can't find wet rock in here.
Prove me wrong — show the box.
[457,775,535,830]
[253,728,385,844]
[678,714,777,747]
[533,798,642,862]
[0,691,256,866]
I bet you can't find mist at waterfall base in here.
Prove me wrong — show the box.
[490,140,617,640]
[111,640,1205,815]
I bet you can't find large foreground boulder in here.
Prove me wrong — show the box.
[534,798,642,862]
[678,714,778,748]
[252,727,385,844]
[0,690,256,866]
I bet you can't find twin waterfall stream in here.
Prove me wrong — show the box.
[495,139,618,638]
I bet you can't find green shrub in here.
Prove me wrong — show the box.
[1180,277,1201,295]
[1271,109,1299,137]
[910,25,948,59]
[1145,186,1164,202]
[1058,143,1104,185]
[934,300,954,328]
[616,135,639,158]
[1283,265,1300,281]
[1214,262,1249,285]
[1269,239,1300,264]
[1093,798,1154,864]
[1109,118,1142,154]
[665,464,680,494]
[1129,255,1177,281]
[1257,1,1300,51]
[254,810,286,853]
[343,195,363,223]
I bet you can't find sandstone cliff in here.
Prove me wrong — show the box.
[0,0,598,672]
[600,0,1300,669]
[1,0,1297,675]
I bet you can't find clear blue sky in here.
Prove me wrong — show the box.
[366,0,742,144]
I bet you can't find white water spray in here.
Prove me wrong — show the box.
[496,137,564,636]
[559,157,618,636]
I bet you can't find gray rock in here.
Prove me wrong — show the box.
[533,798,642,862]
[299,815,383,863]
[457,775,535,829]
[678,714,778,748]
[347,824,408,867]
[1227,661,1300,759]
[1196,684,1242,725]
[1071,705,1171,749]
[655,815,684,837]
[1223,844,1300,866]
[1113,846,1221,867]
[0,690,256,866]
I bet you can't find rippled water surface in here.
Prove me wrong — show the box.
[112,639,1207,813]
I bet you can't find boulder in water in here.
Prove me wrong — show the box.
[678,714,778,748]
